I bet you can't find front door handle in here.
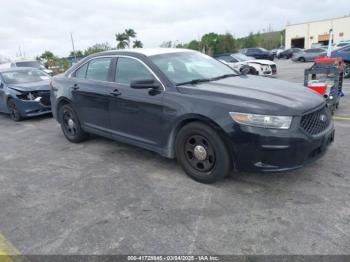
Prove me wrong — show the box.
[72,84,79,91]
[110,89,122,96]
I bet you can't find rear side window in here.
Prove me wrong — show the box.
[75,63,88,79]
[115,57,154,85]
[86,58,112,81]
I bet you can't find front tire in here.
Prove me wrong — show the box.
[58,103,88,143]
[298,57,306,62]
[175,122,231,184]
[7,99,22,121]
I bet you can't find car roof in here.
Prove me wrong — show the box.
[0,67,38,73]
[99,48,195,57]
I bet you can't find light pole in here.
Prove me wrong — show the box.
[70,32,77,63]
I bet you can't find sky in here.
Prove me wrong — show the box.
[0,0,349,58]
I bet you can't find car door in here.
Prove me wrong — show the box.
[109,56,164,147]
[71,57,115,131]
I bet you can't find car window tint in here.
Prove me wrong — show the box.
[115,57,154,85]
[75,63,88,79]
[86,58,112,81]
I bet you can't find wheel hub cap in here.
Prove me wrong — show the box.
[68,119,74,129]
[193,145,207,161]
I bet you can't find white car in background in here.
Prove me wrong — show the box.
[214,53,277,76]
[11,60,53,75]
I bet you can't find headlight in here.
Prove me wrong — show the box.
[230,112,292,129]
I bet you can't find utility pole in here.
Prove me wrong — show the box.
[70,32,77,63]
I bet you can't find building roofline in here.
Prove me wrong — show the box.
[286,15,350,27]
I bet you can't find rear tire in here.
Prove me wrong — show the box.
[175,122,231,184]
[58,103,88,143]
[7,99,22,122]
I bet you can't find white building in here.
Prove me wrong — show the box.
[285,15,350,49]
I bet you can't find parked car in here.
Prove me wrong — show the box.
[51,48,334,183]
[277,48,303,59]
[0,67,52,121]
[320,45,350,78]
[11,60,53,76]
[270,48,285,57]
[333,41,350,49]
[240,48,274,61]
[214,53,277,76]
[292,48,327,62]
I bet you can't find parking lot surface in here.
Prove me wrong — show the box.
[0,60,349,255]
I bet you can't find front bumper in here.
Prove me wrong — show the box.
[225,118,335,172]
[15,99,51,117]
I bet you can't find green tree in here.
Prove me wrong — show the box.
[84,43,111,56]
[160,41,173,48]
[201,33,219,55]
[125,28,136,47]
[40,51,55,61]
[116,33,129,49]
[69,50,84,57]
[187,40,200,51]
[133,40,143,48]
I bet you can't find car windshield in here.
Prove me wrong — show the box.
[1,69,50,84]
[232,53,251,61]
[16,61,44,69]
[150,52,237,85]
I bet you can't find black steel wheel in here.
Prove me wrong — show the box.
[176,122,231,184]
[184,134,216,172]
[59,103,88,143]
[7,99,22,121]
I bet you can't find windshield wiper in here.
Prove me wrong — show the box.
[176,74,238,86]
[210,74,238,81]
[176,78,212,86]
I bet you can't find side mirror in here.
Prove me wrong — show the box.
[130,79,160,89]
[240,66,250,75]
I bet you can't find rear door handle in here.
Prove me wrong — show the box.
[110,89,122,96]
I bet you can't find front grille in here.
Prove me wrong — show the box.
[33,91,51,106]
[270,64,277,74]
[300,106,331,135]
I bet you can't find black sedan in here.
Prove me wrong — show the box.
[240,48,274,61]
[51,49,334,183]
[278,48,303,59]
[0,68,51,121]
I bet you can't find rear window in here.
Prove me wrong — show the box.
[2,69,50,84]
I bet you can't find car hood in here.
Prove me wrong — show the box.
[177,75,324,116]
[8,80,50,92]
[245,59,275,65]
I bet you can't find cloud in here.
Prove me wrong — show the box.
[0,0,349,58]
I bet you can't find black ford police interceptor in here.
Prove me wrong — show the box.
[50,49,334,183]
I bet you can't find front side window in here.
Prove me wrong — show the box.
[150,52,236,85]
[86,58,112,81]
[75,63,88,79]
[115,57,154,85]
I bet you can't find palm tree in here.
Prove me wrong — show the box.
[133,40,143,48]
[116,33,128,49]
[124,28,136,47]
